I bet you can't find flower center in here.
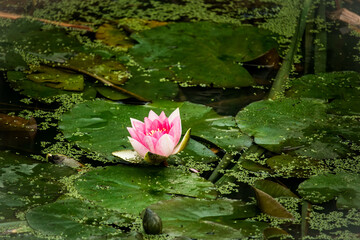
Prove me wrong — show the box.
[146,128,167,136]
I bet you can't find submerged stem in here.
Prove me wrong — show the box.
[215,145,265,187]
[314,0,327,74]
[50,64,150,102]
[268,0,314,99]
[208,152,234,183]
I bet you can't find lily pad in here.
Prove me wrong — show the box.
[122,65,179,100]
[129,21,277,88]
[253,179,298,198]
[26,198,132,239]
[0,150,75,223]
[59,99,251,163]
[96,23,135,49]
[65,53,130,85]
[27,65,84,91]
[266,154,324,178]
[287,71,360,115]
[148,197,265,239]
[0,18,82,70]
[74,165,216,215]
[236,98,360,159]
[95,86,129,100]
[298,172,360,209]
[7,71,96,100]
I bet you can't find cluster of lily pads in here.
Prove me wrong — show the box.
[1,13,360,240]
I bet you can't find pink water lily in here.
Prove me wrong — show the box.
[127,108,189,158]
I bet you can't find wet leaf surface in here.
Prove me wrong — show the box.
[7,71,97,100]
[236,98,360,159]
[253,179,298,198]
[287,71,360,115]
[147,197,266,239]
[26,198,133,239]
[298,172,360,209]
[27,65,84,91]
[129,22,277,88]
[74,165,217,215]
[266,154,324,178]
[0,18,82,70]
[0,150,75,223]
[65,53,130,85]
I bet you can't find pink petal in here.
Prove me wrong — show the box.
[130,118,145,133]
[151,131,163,139]
[150,119,162,132]
[168,108,180,124]
[143,135,156,153]
[168,117,181,145]
[155,134,175,157]
[128,137,149,158]
[161,118,170,131]
[159,111,167,122]
[148,110,159,121]
[127,127,140,142]
[144,117,153,134]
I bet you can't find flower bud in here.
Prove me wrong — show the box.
[142,208,162,234]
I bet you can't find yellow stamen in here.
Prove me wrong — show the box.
[146,128,167,136]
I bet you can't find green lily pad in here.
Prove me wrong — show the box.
[287,71,360,100]
[74,165,217,215]
[287,71,360,115]
[0,150,75,223]
[95,86,129,100]
[236,98,360,159]
[0,19,82,70]
[59,99,251,163]
[147,197,265,239]
[266,154,324,178]
[7,71,97,100]
[96,23,135,49]
[298,172,360,209]
[129,21,277,88]
[26,198,132,239]
[253,179,298,198]
[65,53,130,85]
[27,65,84,91]
[122,65,179,100]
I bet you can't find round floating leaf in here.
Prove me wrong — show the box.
[129,22,278,88]
[122,65,179,100]
[65,53,130,85]
[95,86,129,100]
[253,179,298,198]
[59,99,251,163]
[27,65,84,91]
[287,71,360,100]
[7,71,96,100]
[287,71,360,115]
[298,172,360,209]
[96,23,135,49]
[74,165,217,215]
[236,98,360,159]
[0,150,75,223]
[0,18,82,70]
[266,154,324,178]
[26,198,132,239]
[147,197,265,239]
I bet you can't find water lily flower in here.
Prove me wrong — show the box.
[127,108,190,161]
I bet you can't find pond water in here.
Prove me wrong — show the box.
[1,0,360,239]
